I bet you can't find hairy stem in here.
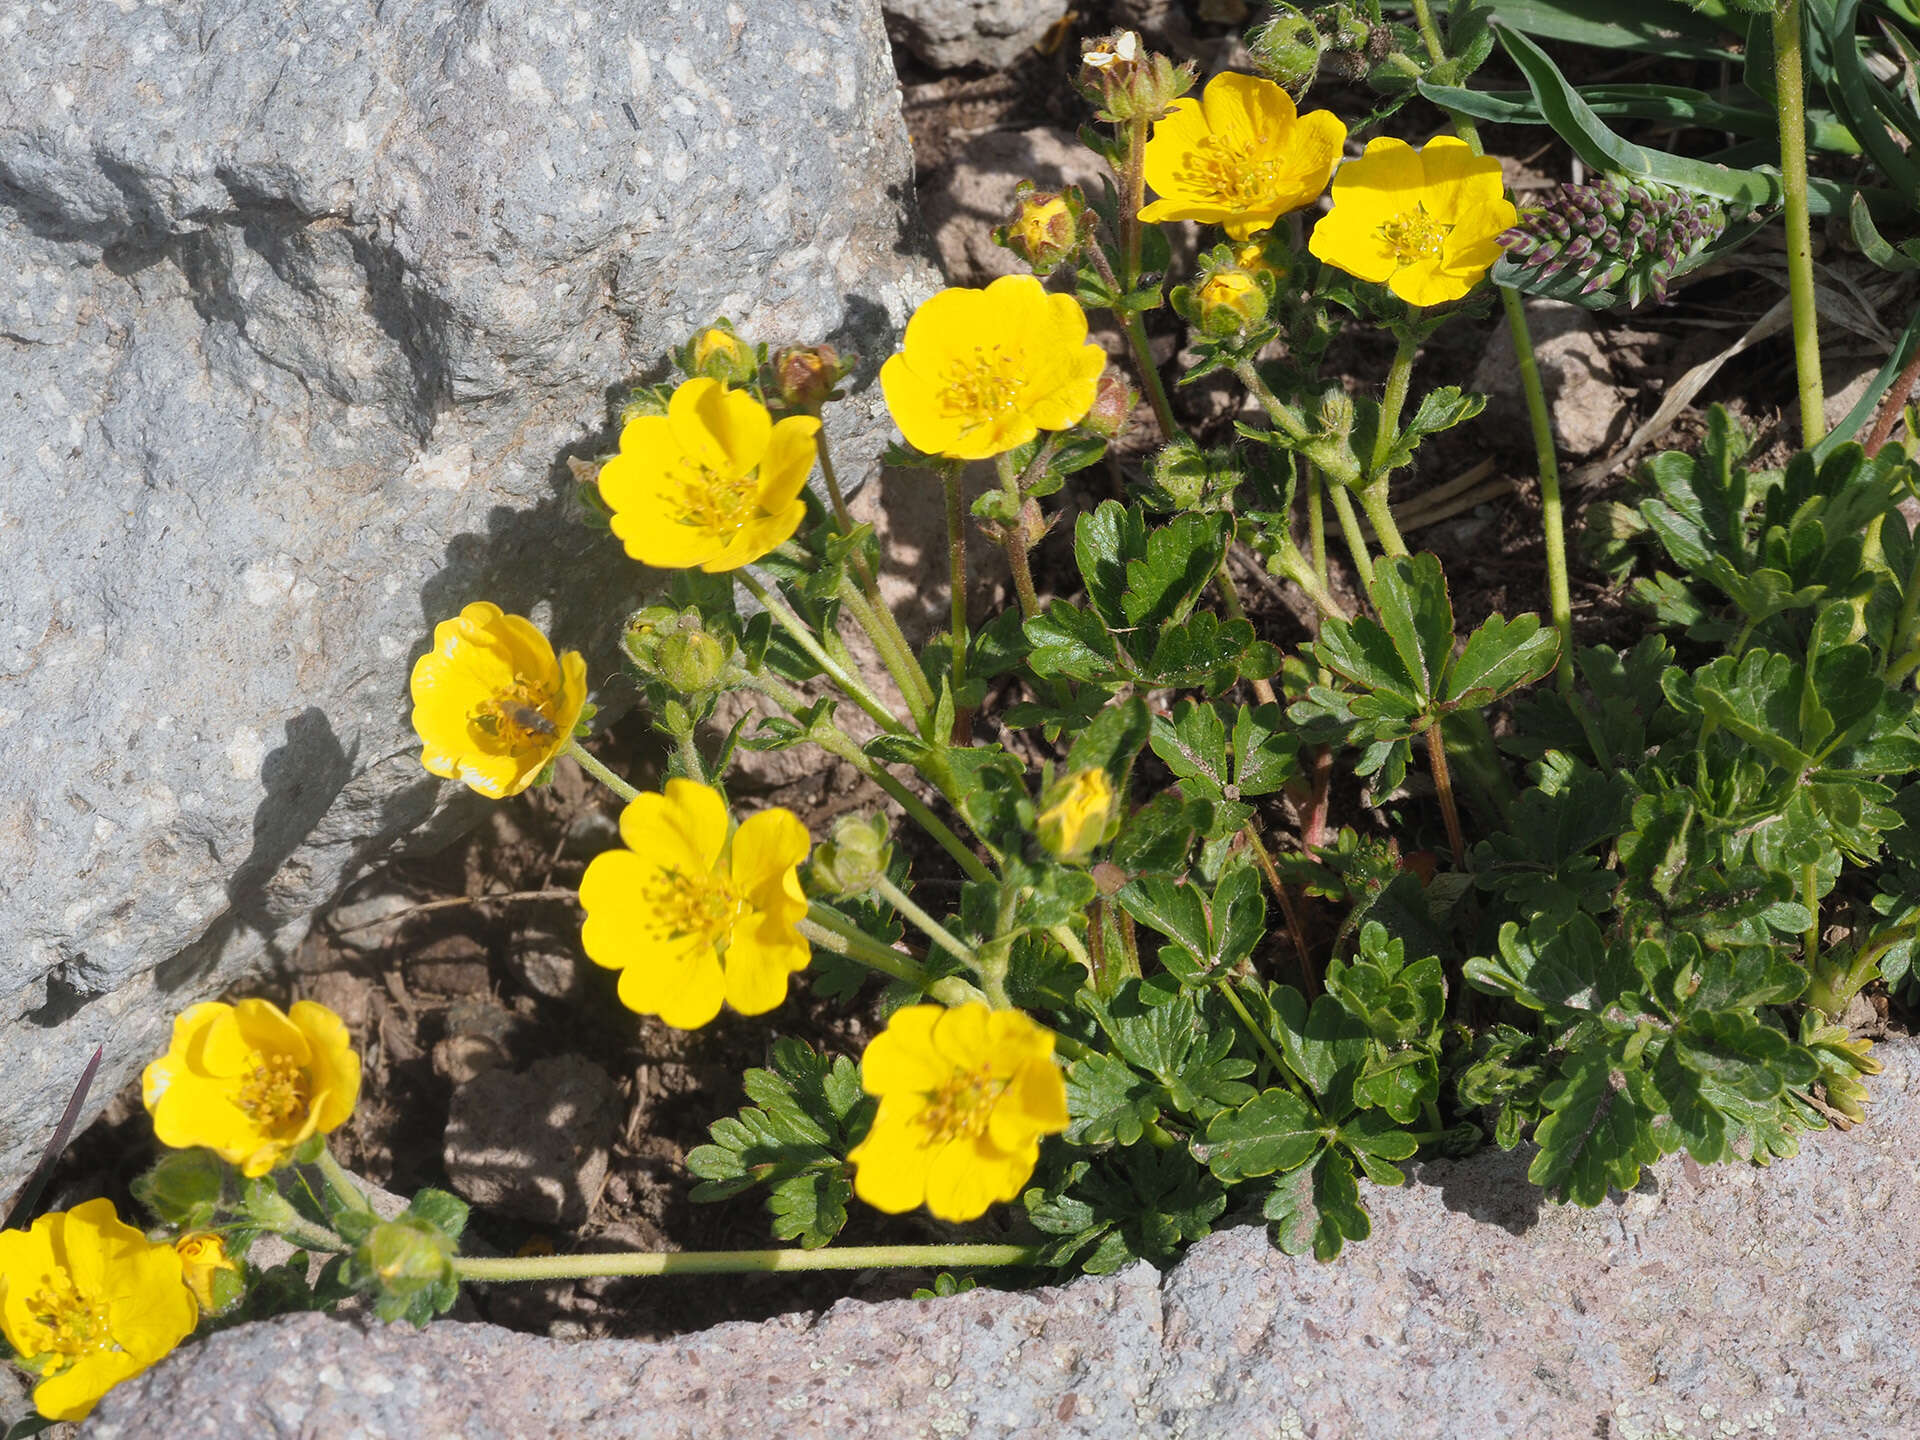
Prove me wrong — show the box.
[565,739,640,803]
[873,874,975,968]
[454,1244,1041,1284]
[1326,482,1375,587]
[944,462,971,739]
[738,571,907,736]
[1425,723,1467,869]
[1774,0,1826,446]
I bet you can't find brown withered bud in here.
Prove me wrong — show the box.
[771,344,849,413]
[1080,371,1136,441]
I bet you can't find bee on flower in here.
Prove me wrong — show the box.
[579,779,811,1029]
[411,602,588,799]
[0,1199,200,1420]
[848,1003,1068,1222]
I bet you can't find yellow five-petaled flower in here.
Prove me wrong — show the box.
[848,1003,1069,1222]
[1308,136,1518,307]
[579,779,811,1030]
[0,1198,200,1421]
[142,998,361,1178]
[1138,71,1346,240]
[598,377,820,572]
[411,602,588,800]
[880,274,1107,461]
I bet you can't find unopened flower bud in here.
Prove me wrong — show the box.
[1318,389,1355,437]
[1081,372,1136,440]
[132,1150,227,1230]
[1195,268,1268,337]
[1246,4,1324,91]
[772,344,848,413]
[1037,768,1118,862]
[810,813,893,897]
[681,322,758,385]
[1149,436,1212,510]
[355,1215,457,1319]
[175,1232,243,1315]
[995,183,1084,275]
[1234,238,1291,288]
[617,386,671,427]
[657,630,730,695]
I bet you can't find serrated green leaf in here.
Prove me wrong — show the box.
[1528,1042,1662,1206]
[1065,1051,1161,1146]
[1674,1011,1817,1101]
[1123,512,1230,630]
[1192,1087,1325,1181]
[1231,702,1300,797]
[1026,602,1121,684]
[1370,553,1454,705]
[1444,613,1559,709]
[766,1168,852,1249]
[1263,1146,1371,1262]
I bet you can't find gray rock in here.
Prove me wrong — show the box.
[86,1039,1920,1438]
[1470,298,1628,459]
[0,0,938,1199]
[885,0,1069,70]
[444,1054,621,1228]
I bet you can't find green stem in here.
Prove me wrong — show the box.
[453,1243,1042,1284]
[737,571,907,736]
[1306,463,1329,599]
[1242,823,1316,997]
[873,874,975,968]
[565,739,640,803]
[1409,0,1447,59]
[945,463,970,721]
[1887,540,1920,680]
[315,1147,373,1217]
[1358,480,1410,561]
[839,575,935,733]
[741,673,997,882]
[670,724,707,785]
[814,426,857,533]
[1216,979,1307,1100]
[1501,290,1574,693]
[1047,922,1093,973]
[1124,310,1181,443]
[1371,324,1421,480]
[1121,116,1149,285]
[1773,0,1826,447]
[800,909,984,1006]
[1326,482,1375,587]
[1215,561,1279,706]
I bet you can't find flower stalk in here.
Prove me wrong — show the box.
[453,1242,1040,1284]
[1773,0,1826,447]
[565,738,640,803]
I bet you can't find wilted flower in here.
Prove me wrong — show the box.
[880,274,1107,461]
[0,1199,199,1421]
[411,602,587,799]
[1037,769,1118,861]
[848,1004,1068,1222]
[597,377,820,572]
[579,780,811,1029]
[770,344,848,413]
[1139,71,1345,240]
[1308,136,1516,306]
[142,999,361,1178]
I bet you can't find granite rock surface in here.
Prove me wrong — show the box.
[81,1040,1920,1438]
[0,0,937,1199]
[884,0,1070,70]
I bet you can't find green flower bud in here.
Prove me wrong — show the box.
[809,813,894,897]
[1195,267,1269,337]
[1075,30,1196,122]
[1318,389,1355,438]
[1246,5,1324,91]
[623,608,733,693]
[1037,769,1117,862]
[352,1215,458,1322]
[132,1149,228,1230]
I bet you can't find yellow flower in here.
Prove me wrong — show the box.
[0,1199,199,1421]
[173,1233,240,1315]
[410,602,588,800]
[1307,136,1518,306]
[848,1004,1068,1222]
[141,999,361,1178]
[879,274,1108,461]
[1036,768,1117,861]
[1138,71,1345,240]
[597,378,819,572]
[578,779,811,1029]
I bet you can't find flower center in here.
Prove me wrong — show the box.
[472,677,561,752]
[236,1050,311,1132]
[641,865,742,948]
[937,347,1023,424]
[674,461,760,538]
[1181,134,1285,210]
[24,1270,112,1360]
[1379,206,1449,265]
[917,1065,1009,1145]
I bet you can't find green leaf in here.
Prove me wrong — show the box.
[1444,613,1560,709]
[1139,612,1274,694]
[1465,915,1646,1025]
[1024,1150,1228,1273]
[1122,512,1231,630]
[1192,1087,1325,1182]
[1075,500,1146,631]
[1079,982,1257,1121]
[1527,1041,1663,1206]
[1231,703,1300,797]
[1674,1011,1818,1101]
[1109,789,1207,874]
[767,1168,853,1249]
[1265,984,1369,1120]
[1026,602,1121,684]
[1067,695,1150,777]
[1150,698,1232,802]
[1065,1051,1161,1147]
[404,1188,469,1242]
[1323,922,1445,1048]
[1369,553,1454,706]
[1338,1107,1420,1186]
[1262,1146,1371,1262]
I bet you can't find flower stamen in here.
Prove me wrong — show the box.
[235,1051,310,1132]
[24,1272,110,1359]
[640,865,743,948]
[1379,206,1448,265]
[938,347,1022,423]
[674,461,760,537]
[917,1064,1009,1144]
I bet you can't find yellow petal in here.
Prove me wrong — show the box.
[720,921,804,1015]
[290,1000,361,1132]
[1411,136,1504,223]
[924,1134,1033,1221]
[848,1117,930,1214]
[621,946,727,1029]
[757,415,822,513]
[860,1005,949,1095]
[1307,206,1399,285]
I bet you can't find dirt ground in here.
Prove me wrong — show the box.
[40,0,1918,1343]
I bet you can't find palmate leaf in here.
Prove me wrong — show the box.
[1192,1086,1325,1182]
[1370,553,1454,705]
[1445,613,1560,708]
[1025,601,1120,684]
[1527,1041,1662,1207]
[1262,1146,1372,1262]
[1078,982,1257,1122]
[1024,1151,1228,1275]
[1065,1050,1161,1147]
[1465,914,1647,1026]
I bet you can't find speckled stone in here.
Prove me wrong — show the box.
[0,0,938,1200]
[884,0,1070,70]
[80,1040,1920,1439]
